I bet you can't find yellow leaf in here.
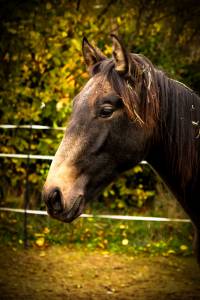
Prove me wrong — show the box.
[117,201,125,208]
[98,242,105,249]
[119,224,125,229]
[62,31,67,37]
[35,237,45,247]
[46,53,52,60]
[46,3,52,10]
[104,45,112,55]
[122,239,129,246]
[34,233,44,237]
[39,251,46,257]
[88,218,94,222]
[76,284,82,289]
[43,227,50,234]
[180,245,188,251]
[82,72,89,79]
[167,249,175,254]
[133,165,143,173]
[117,17,122,25]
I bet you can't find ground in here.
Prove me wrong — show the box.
[0,246,200,300]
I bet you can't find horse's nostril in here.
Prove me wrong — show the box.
[48,188,63,213]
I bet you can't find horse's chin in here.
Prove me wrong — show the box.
[47,195,86,223]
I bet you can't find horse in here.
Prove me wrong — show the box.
[43,35,200,263]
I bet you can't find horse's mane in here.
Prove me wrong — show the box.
[156,69,200,185]
[92,54,200,186]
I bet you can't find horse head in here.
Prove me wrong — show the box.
[42,35,159,222]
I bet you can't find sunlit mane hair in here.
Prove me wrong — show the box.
[91,53,200,186]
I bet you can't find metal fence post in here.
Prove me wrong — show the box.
[23,124,32,249]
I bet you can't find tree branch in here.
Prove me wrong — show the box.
[76,0,81,11]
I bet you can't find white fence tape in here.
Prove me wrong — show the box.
[0,153,54,160]
[0,153,148,164]
[0,207,190,222]
[0,124,65,130]
[0,124,189,224]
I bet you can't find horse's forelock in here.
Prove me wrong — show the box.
[92,54,160,128]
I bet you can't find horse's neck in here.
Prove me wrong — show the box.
[147,142,183,202]
[147,74,200,204]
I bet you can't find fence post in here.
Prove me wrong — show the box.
[23,124,32,248]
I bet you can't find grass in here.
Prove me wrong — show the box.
[0,208,193,257]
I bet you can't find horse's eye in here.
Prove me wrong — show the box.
[99,105,114,118]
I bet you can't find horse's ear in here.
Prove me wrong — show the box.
[82,37,106,72]
[111,34,128,75]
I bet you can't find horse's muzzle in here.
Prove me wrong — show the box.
[43,187,85,222]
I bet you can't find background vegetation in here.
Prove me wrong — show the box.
[0,0,199,254]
